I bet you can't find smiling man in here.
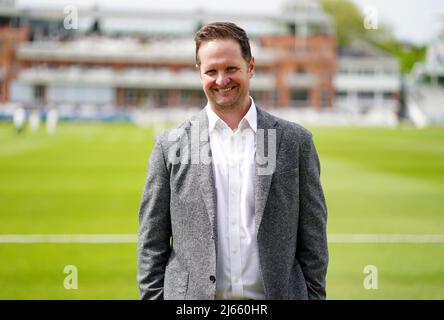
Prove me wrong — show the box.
[196,30,254,130]
[138,22,328,300]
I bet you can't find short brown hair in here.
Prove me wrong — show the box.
[194,22,252,66]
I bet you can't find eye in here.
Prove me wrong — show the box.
[205,70,216,76]
[227,67,238,72]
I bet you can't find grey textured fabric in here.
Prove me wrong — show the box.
[137,106,328,300]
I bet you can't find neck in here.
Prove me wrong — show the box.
[210,97,251,130]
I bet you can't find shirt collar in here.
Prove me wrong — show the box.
[205,96,257,133]
[206,102,221,133]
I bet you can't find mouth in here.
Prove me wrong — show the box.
[214,86,236,93]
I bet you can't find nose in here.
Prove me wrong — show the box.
[215,72,230,87]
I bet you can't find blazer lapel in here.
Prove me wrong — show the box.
[193,107,282,242]
[194,109,218,242]
[254,107,282,236]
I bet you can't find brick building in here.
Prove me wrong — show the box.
[5,0,337,111]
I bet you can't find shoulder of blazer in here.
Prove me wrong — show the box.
[153,108,208,157]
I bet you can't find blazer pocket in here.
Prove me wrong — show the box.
[175,271,189,299]
[164,265,189,300]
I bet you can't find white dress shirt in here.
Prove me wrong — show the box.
[206,98,265,300]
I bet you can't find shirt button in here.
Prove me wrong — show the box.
[209,275,216,283]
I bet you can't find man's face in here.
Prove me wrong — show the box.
[197,39,255,111]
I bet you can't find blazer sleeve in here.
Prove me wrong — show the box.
[297,133,329,300]
[137,134,172,300]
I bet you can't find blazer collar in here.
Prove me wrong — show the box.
[205,96,258,133]
[195,105,282,241]
[254,107,282,236]
[194,109,218,243]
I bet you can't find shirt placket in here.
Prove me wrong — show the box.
[228,130,243,297]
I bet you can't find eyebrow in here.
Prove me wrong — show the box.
[204,65,239,72]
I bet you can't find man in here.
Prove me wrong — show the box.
[138,22,328,300]
[13,107,26,134]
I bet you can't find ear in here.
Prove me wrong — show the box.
[248,57,255,79]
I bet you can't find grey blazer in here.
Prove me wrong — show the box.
[137,106,328,300]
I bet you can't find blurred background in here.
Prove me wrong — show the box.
[0,0,443,299]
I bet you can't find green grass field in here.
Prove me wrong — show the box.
[0,121,443,299]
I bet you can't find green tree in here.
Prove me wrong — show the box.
[320,0,426,73]
[320,0,366,46]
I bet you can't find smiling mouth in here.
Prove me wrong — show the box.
[215,86,236,93]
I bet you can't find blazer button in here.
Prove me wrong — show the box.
[209,275,216,283]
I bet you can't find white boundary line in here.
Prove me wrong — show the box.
[0,234,137,243]
[329,234,444,243]
[0,234,444,244]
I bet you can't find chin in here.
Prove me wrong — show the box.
[216,95,242,107]
[215,100,238,109]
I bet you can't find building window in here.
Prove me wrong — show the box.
[158,89,168,107]
[296,66,306,74]
[357,68,375,75]
[271,90,277,106]
[34,85,46,103]
[292,89,309,100]
[383,92,393,99]
[180,89,205,107]
[336,91,347,98]
[358,91,375,99]
[124,88,138,106]
[288,23,296,35]
[290,89,310,107]
[250,91,261,105]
